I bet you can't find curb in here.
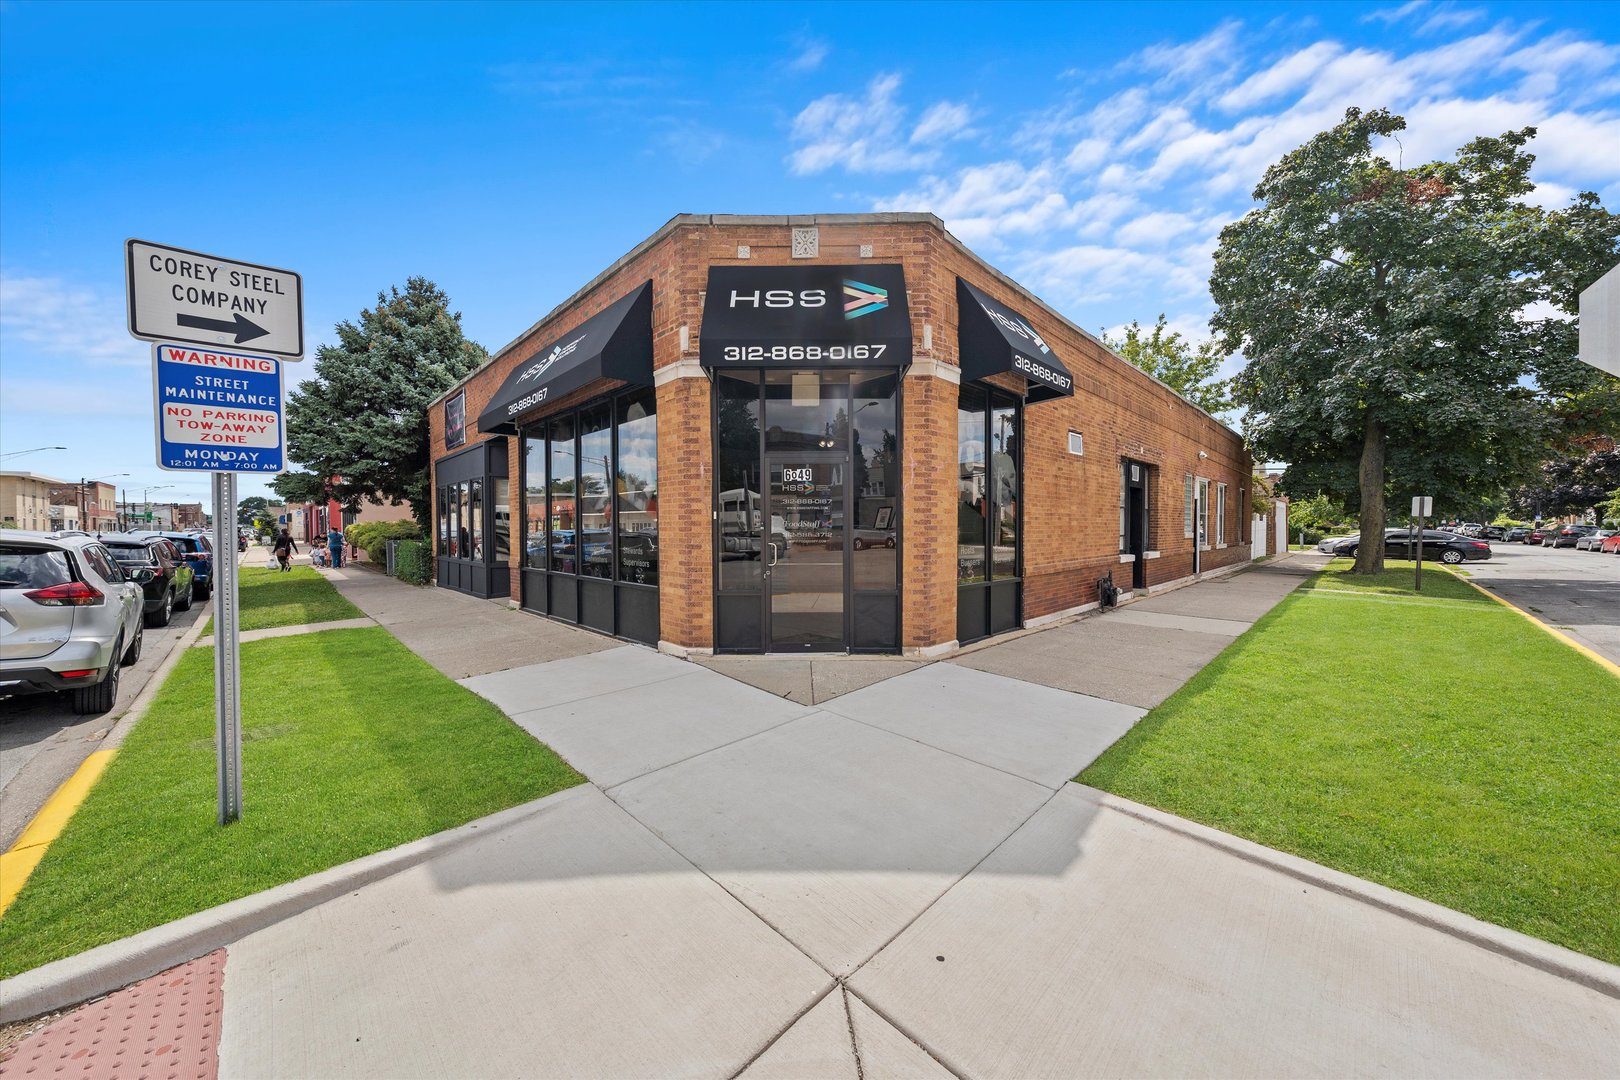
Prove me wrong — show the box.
[1446,569,1620,678]
[0,784,589,1024]
[1075,785,1620,1000]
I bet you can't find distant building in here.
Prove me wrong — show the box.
[1,471,68,531]
[48,502,82,531]
[48,480,118,532]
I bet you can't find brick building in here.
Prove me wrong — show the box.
[427,214,1253,656]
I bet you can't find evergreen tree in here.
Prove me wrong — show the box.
[285,278,487,529]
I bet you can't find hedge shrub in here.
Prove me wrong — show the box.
[346,520,422,565]
[394,540,431,585]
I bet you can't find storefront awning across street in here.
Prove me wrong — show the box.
[476,281,654,435]
[956,278,1074,402]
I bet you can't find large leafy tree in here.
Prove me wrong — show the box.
[235,495,268,526]
[285,278,487,528]
[1103,315,1233,419]
[1211,108,1615,573]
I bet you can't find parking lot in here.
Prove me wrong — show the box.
[0,596,208,849]
[1462,539,1620,665]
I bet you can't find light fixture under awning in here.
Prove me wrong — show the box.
[475,281,653,435]
[956,278,1074,402]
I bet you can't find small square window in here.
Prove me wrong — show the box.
[1068,431,1084,456]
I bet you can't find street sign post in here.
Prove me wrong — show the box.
[126,239,304,359]
[1412,496,1433,592]
[131,240,303,826]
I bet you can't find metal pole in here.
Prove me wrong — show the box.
[1415,512,1424,593]
[212,472,243,823]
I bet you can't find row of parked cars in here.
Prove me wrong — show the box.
[1315,529,1494,563]
[0,527,217,714]
[1518,524,1620,551]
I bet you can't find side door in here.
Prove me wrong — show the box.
[83,543,142,631]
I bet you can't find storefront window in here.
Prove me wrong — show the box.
[990,402,1019,578]
[493,478,511,561]
[617,390,658,586]
[437,488,449,556]
[579,406,613,579]
[468,479,483,560]
[447,485,460,558]
[852,371,899,590]
[718,371,763,591]
[957,387,1020,584]
[549,417,576,574]
[457,483,471,559]
[524,435,546,569]
[764,370,848,452]
[957,394,988,584]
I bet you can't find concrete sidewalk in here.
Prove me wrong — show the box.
[11,553,1619,1077]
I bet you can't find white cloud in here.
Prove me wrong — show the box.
[0,273,147,368]
[789,74,951,175]
[1114,211,1202,247]
[911,101,975,145]
[1219,42,1344,111]
[786,37,829,74]
[876,161,1075,247]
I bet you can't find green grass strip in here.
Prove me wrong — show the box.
[0,627,582,977]
[1079,560,1620,964]
[202,565,363,635]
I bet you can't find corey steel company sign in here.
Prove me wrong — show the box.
[126,239,305,358]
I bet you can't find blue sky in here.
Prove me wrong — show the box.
[3,0,1617,508]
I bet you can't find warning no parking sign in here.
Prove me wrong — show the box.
[151,343,285,473]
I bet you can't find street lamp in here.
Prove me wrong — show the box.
[1,445,67,459]
[136,484,176,529]
[80,472,129,532]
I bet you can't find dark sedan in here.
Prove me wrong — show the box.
[101,534,195,627]
[1504,527,1530,543]
[1545,524,1597,548]
[133,530,214,600]
[1325,529,1491,564]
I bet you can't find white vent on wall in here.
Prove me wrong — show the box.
[859,243,874,258]
[736,245,750,259]
[792,227,819,258]
[1068,431,1085,456]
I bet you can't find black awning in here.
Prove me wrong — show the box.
[476,281,653,435]
[700,264,912,369]
[956,278,1074,402]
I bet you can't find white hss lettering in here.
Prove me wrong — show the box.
[729,289,827,309]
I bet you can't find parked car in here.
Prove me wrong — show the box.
[1328,529,1491,563]
[0,530,147,714]
[1574,528,1616,551]
[99,533,195,627]
[1545,524,1597,548]
[1504,527,1530,543]
[1602,532,1620,554]
[133,529,214,600]
[1527,525,1558,544]
[1479,525,1506,541]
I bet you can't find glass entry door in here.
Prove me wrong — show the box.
[766,456,847,650]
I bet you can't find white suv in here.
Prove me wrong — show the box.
[0,530,147,714]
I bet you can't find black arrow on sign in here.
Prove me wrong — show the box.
[176,312,269,344]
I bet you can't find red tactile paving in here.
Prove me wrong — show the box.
[0,949,225,1080]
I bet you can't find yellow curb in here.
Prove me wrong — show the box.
[1444,568,1620,679]
[0,748,117,916]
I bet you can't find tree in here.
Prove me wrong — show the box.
[1103,315,1233,418]
[236,495,268,526]
[1212,108,1615,574]
[269,470,331,506]
[1507,446,1620,519]
[284,278,487,529]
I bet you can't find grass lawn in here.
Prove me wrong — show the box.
[0,627,581,977]
[202,565,363,634]
[1079,560,1620,964]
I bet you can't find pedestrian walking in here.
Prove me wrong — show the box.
[272,528,297,572]
[327,525,345,569]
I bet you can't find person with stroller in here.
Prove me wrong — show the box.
[272,527,297,572]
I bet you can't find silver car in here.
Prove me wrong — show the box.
[1,530,148,714]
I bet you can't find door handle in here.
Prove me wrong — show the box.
[768,543,779,566]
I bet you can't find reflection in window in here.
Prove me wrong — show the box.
[437,488,449,556]
[717,372,763,591]
[523,435,546,569]
[764,370,849,452]
[852,372,899,590]
[990,402,1019,578]
[957,393,987,584]
[447,485,461,558]
[469,479,483,560]
[493,478,510,560]
[549,417,576,574]
[579,406,613,579]
[617,390,658,586]
[958,387,1021,584]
